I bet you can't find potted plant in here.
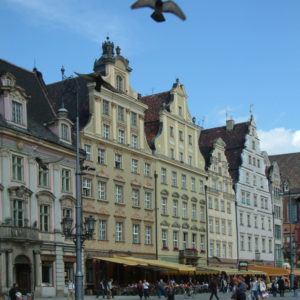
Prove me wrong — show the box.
[162,245,169,250]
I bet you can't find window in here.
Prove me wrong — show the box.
[145,192,151,209]
[268,218,271,231]
[162,230,168,247]
[192,233,197,249]
[115,185,123,203]
[12,100,23,124]
[183,232,188,249]
[265,199,268,210]
[182,202,188,218]
[99,220,106,240]
[170,148,174,159]
[275,225,281,239]
[253,157,256,166]
[257,159,260,168]
[173,231,178,248]
[218,182,222,191]
[118,129,125,144]
[62,168,71,192]
[13,199,24,227]
[12,155,23,181]
[116,222,123,241]
[269,239,272,253]
[191,177,195,192]
[275,245,281,261]
[247,214,251,227]
[216,243,221,257]
[253,175,257,186]
[98,181,106,200]
[133,224,140,244]
[170,126,174,137]
[42,261,53,286]
[254,215,258,228]
[181,175,186,189]
[241,191,246,204]
[261,216,265,229]
[222,243,226,258]
[274,206,281,218]
[209,218,213,233]
[145,163,151,177]
[228,221,232,236]
[116,76,123,92]
[209,242,214,257]
[103,124,110,139]
[132,189,139,206]
[221,219,226,235]
[211,180,216,190]
[38,167,49,187]
[179,130,183,141]
[82,178,92,197]
[214,198,219,211]
[188,156,192,166]
[199,180,204,193]
[131,135,138,149]
[103,100,109,115]
[240,235,245,251]
[220,200,225,212]
[188,135,192,145]
[248,236,252,251]
[240,212,244,225]
[172,171,177,187]
[200,206,205,222]
[161,168,167,184]
[215,219,220,234]
[227,202,231,214]
[218,167,222,176]
[252,140,256,150]
[63,208,72,219]
[260,178,264,189]
[255,237,259,252]
[254,194,258,207]
[173,200,178,217]
[131,112,137,126]
[228,244,233,257]
[161,197,167,215]
[248,155,252,165]
[246,172,250,184]
[118,106,124,120]
[145,226,152,245]
[179,152,184,162]
[224,183,228,193]
[40,204,50,232]
[208,197,212,209]
[192,204,196,220]
[61,123,70,141]
[262,238,266,252]
[246,192,251,205]
[131,159,138,174]
[200,235,205,251]
[178,106,182,116]
[115,154,122,169]
[97,149,105,164]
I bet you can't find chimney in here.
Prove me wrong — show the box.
[226,119,235,131]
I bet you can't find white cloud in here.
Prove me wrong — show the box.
[258,128,300,155]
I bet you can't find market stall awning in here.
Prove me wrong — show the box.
[93,256,141,266]
[196,266,266,276]
[114,256,196,273]
[248,265,289,277]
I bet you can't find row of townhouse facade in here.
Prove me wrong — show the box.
[0,37,283,296]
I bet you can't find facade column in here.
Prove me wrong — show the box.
[7,249,13,289]
[55,246,65,296]
[139,115,144,150]
[112,103,117,142]
[0,150,10,221]
[126,109,131,145]
[33,250,42,296]
[94,96,102,135]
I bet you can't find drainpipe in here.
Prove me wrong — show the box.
[154,171,158,260]
[235,184,240,265]
[205,185,209,266]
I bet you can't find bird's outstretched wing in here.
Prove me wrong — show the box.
[163,1,186,20]
[131,0,156,9]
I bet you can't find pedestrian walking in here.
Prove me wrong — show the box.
[67,280,75,300]
[106,279,114,299]
[272,279,278,297]
[293,278,298,297]
[166,281,175,300]
[143,279,150,299]
[9,283,21,300]
[137,280,144,300]
[277,277,285,297]
[209,277,219,300]
[97,280,105,299]
[157,279,167,299]
[236,276,247,300]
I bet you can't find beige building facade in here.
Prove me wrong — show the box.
[142,79,207,265]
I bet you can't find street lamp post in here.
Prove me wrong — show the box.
[60,71,95,300]
[283,179,294,289]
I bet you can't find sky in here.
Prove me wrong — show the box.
[1,0,300,155]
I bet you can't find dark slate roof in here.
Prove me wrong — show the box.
[199,122,250,183]
[47,77,90,128]
[269,152,300,194]
[140,91,171,149]
[0,58,75,150]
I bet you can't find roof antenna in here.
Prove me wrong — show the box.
[61,65,66,81]
[201,116,205,127]
[33,57,36,69]
[225,109,229,121]
[250,104,254,114]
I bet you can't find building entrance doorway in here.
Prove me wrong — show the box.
[15,255,31,294]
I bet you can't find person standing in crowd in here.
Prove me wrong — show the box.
[250,277,258,300]
[143,279,150,299]
[236,276,247,300]
[9,283,20,300]
[221,277,227,293]
[157,279,167,299]
[67,280,75,300]
[97,280,105,299]
[293,278,298,297]
[277,277,285,297]
[272,278,278,297]
[209,277,219,300]
[137,280,144,300]
[166,281,175,300]
[106,279,114,299]
[231,277,239,300]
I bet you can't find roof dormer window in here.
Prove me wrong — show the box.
[6,77,12,86]
[61,123,70,141]
[116,75,123,92]
[11,100,23,125]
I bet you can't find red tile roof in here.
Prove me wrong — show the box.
[199,122,250,183]
[269,152,300,194]
[140,91,171,149]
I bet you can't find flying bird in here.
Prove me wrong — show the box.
[75,72,120,93]
[131,0,186,22]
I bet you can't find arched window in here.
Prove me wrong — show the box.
[116,75,123,92]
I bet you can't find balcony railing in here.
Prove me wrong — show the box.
[0,225,39,241]
[179,249,198,258]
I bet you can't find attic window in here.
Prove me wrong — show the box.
[11,100,23,125]
[116,75,123,92]
[61,123,70,141]
[6,77,12,86]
